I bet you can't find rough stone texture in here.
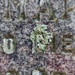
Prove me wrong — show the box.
[0,0,75,75]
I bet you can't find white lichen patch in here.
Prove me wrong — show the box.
[32,70,41,75]
[3,38,15,54]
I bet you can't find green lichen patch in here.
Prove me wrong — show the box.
[30,24,53,54]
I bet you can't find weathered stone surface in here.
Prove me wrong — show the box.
[0,0,75,75]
